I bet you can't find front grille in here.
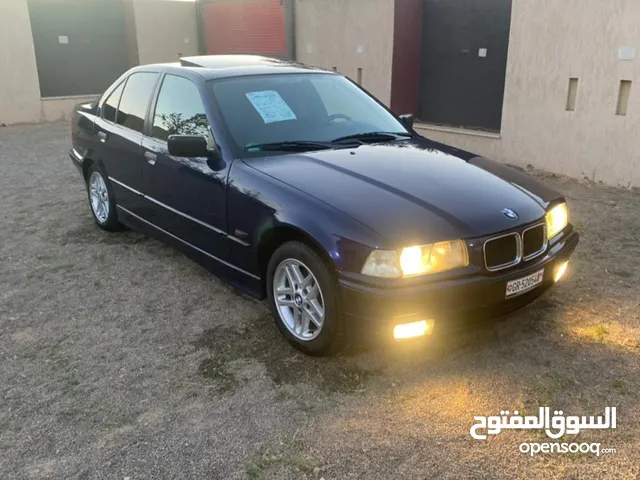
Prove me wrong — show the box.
[522,224,546,259]
[484,233,520,271]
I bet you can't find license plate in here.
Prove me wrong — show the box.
[505,269,544,298]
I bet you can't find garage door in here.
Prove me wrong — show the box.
[419,0,512,132]
[27,0,132,97]
[201,0,291,59]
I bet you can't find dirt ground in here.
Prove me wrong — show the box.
[1,122,639,479]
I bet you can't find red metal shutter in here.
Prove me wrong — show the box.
[202,0,287,57]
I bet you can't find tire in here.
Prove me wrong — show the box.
[86,164,122,231]
[266,241,345,356]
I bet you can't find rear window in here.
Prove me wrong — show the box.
[116,72,159,133]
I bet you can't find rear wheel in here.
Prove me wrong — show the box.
[86,164,122,231]
[266,241,344,355]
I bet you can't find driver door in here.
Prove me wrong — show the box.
[140,74,230,259]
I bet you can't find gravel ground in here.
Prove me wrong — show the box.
[1,122,639,479]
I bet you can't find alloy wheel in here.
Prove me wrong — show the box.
[89,171,110,224]
[273,258,325,341]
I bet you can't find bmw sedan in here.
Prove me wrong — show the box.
[69,55,579,355]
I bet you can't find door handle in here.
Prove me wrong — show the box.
[98,131,108,143]
[144,152,157,165]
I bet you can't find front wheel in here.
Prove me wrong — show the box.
[266,241,345,356]
[86,164,122,231]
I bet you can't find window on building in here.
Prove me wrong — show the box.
[116,73,159,134]
[152,75,211,143]
[102,82,125,123]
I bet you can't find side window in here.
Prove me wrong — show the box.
[116,72,159,133]
[152,75,211,144]
[102,81,125,123]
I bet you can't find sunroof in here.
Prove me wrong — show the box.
[179,55,284,69]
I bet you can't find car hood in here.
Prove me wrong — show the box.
[247,139,562,246]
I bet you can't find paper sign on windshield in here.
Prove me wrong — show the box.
[245,90,297,124]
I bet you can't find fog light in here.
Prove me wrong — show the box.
[554,261,569,282]
[393,320,434,340]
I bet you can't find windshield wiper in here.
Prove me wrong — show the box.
[245,141,332,152]
[330,131,412,144]
[244,132,412,152]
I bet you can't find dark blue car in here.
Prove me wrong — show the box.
[70,55,578,355]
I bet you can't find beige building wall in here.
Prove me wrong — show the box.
[294,0,395,105]
[416,0,640,188]
[0,0,48,125]
[133,0,199,66]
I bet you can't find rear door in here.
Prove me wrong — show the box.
[94,72,160,216]
[140,74,230,259]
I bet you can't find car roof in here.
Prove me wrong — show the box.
[131,55,333,80]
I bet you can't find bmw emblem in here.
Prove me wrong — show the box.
[294,294,303,306]
[502,208,519,220]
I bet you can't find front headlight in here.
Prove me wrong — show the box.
[360,249,402,278]
[361,239,469,278]
[400,240,469,277]
[545,202,569,239]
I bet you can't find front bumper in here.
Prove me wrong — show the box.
[339,229,579,337]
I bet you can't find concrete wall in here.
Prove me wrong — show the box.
[4,0,639,187]
[294,0,395,105]
[0,0,63,125]
[133,0,199,65]
[417,0,640,188]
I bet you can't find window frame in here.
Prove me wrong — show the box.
[118,71,161,135]
[99,70,161,134]
[148,73,212,144]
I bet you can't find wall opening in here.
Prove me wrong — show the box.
[616,80,632,116]
[566,78,579,111]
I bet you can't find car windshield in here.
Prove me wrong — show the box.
[211,73,410,156]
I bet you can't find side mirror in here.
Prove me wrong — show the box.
[399,114,415,129]
[167,135,209,157]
